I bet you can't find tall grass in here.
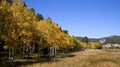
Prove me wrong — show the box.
[21,49,120,67]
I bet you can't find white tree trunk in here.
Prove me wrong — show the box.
[9,49,11,60]
[11,49,14,62]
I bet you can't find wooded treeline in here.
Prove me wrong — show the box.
[0,0,101,61]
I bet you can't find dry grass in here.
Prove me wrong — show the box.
[21,49,120,67]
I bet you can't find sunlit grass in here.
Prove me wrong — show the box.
[21,49,120,67]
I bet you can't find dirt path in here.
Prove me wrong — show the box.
[20,49,120,67]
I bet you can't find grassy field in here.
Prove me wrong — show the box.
[20,49,120,67]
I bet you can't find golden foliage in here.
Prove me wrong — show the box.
[0,0,101,53]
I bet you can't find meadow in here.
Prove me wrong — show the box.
[20,49,120,67]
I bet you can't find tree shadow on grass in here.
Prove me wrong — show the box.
[57,49,85,58]
[64,54,76,58]
[1,54,77,67]
[0,49,85,67]
[0,57,61,67]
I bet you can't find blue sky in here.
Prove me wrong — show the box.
[23,0,120,38]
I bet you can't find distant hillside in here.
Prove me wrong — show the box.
[75,37,83,40]
[104,35,120,44]
[76,35,120,44]
[76,36,100,42]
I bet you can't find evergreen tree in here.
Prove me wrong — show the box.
[80,36,89,43]
[30,8,35,14]
[62,30,68,34]
[36,13,44,21]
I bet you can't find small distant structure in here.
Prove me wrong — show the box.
[99,39,106,44]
